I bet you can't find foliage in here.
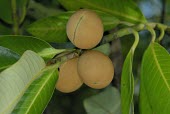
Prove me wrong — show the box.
[0,0,170,114]
[27,11,119,43]
[84,86,121,114]
[12,63,59,114]
[0,46,19,71]
[140,43,170,114]
[0,50,45,114]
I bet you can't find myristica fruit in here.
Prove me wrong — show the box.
[77,50,114,89]
[66,9,104,49]
[56,57,83,93]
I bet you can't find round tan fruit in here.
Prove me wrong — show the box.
[66,9,103,49]
[56,57,83,93]
[77,50,114,89]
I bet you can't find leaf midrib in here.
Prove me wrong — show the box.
[90,99,113,114]
[78,0,144,23]
[152,45,170,91]
[1,54,45,114]
[24,68,56,114]
[1,71,43,114]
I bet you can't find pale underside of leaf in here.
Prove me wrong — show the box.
[0,50,45,114]
[12,64,59,114]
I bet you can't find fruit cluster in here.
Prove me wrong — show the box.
[56,9,114,93]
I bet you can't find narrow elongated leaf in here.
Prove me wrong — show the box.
[0,35,65,60]
[0,50,46,114]
[0,46,20,70]
[27,11,119,43]
[140,43,170,114]
[12,63,59,114]
[84,87,121,114]
[58,0,146,24]
[121,50,134,114]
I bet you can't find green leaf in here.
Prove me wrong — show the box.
[0,0,28,24]
[0,0,13,24]
[27,0,62,20]
[93,43,111,56]
[27,11,119,43]
[0,46,20,71]
[0,50,46,114]
[12,63,59,114]
[84,86,121,114]
[58,0,146,24]
[0,35,65,61]
[121,32,139,114]
[16,0,28,23]
[27,15,68,43]
[121,49,134,114]
[140,43,170,114]
[97,10,120,31]
[139,82,153,114]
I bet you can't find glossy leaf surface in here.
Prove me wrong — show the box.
[0,35,65,60]
[0,46,20,70]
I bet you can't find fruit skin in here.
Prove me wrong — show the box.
[66,9,103,49]
[56,57,83,93]
[77,50,114,89]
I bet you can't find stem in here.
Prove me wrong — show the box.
[102,24,145,44]
[102,22,167,44]
[165,26,170,35]
[145,24,156,42]
[11,0,19,35]
[157,24,167,42]
[119,21,134,26]
[131,29,139,52]
[47,49,80,66]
